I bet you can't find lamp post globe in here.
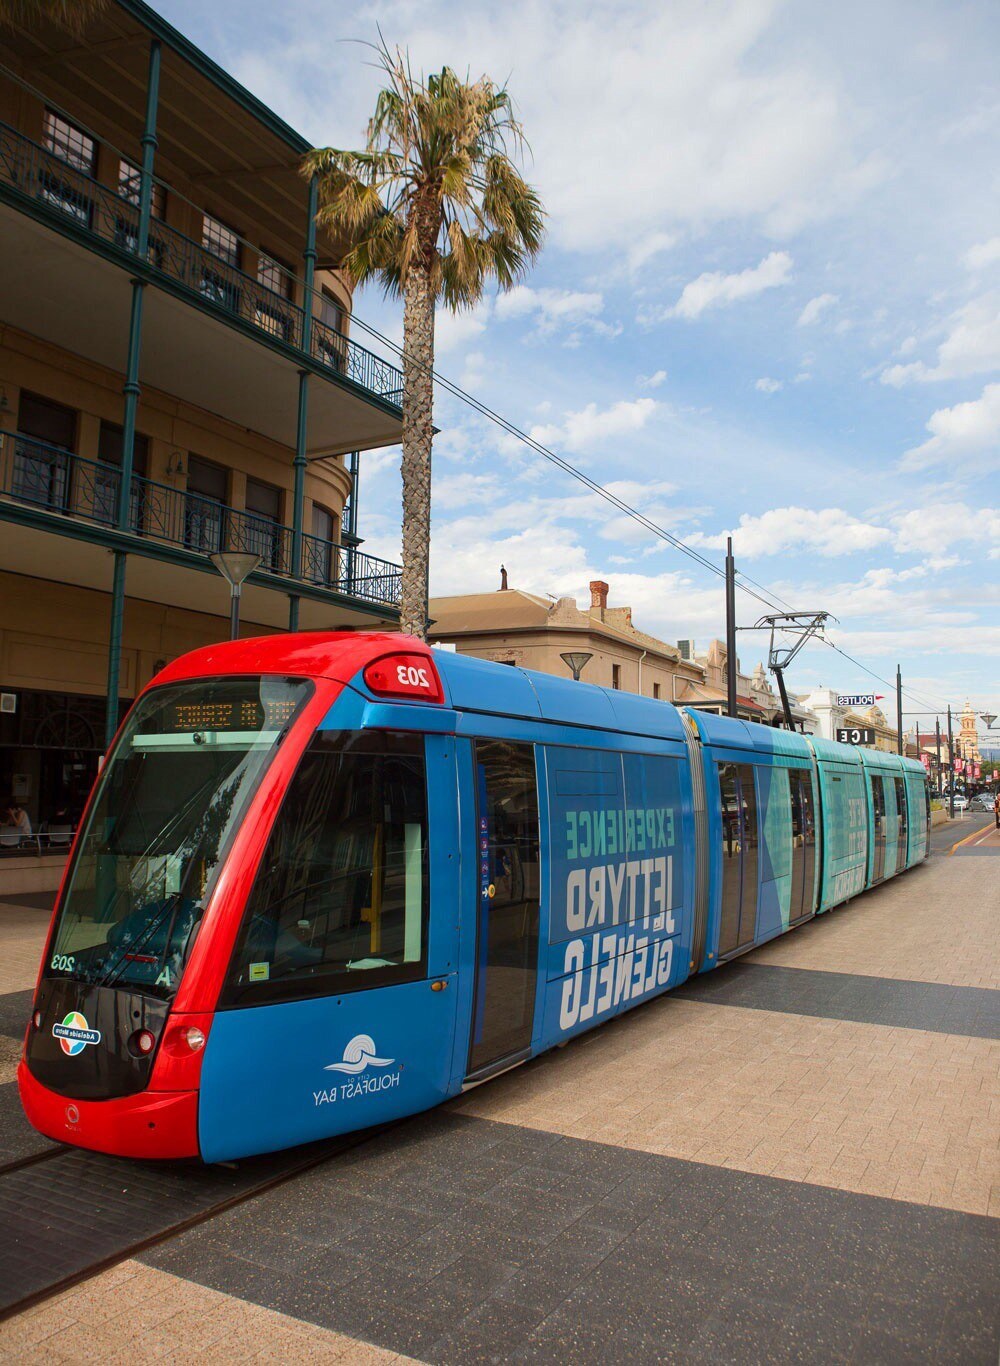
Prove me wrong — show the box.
[210,551,261,640]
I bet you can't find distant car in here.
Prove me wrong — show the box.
[951,794,969,812]
[973,793,995,811]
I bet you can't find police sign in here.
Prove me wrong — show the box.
[837,693,878,707]
[836,726,875,745]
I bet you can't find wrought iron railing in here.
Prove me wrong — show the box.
[0,434,401,608]
[0,119,404,408]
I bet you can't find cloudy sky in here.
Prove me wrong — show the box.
[162,0,999,723]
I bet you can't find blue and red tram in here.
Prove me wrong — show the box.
[19,633,929,1161]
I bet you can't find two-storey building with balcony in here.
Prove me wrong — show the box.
[0,0,404,835]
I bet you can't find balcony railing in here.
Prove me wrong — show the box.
[0,433,401,608]
[0,120,404,408]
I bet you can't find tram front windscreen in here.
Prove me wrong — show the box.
[43,675,312,1000]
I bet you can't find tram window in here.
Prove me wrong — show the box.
[222,731,428,1005]
[45,676,312,1001]
[735,763,759,947]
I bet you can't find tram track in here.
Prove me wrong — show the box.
[0,1120,391,1324]
[0,1143,60,1180]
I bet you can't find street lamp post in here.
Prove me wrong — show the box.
[210,551,261,641]
[560,651,593,682]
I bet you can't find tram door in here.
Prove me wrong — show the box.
[717,763,760,957]
[870,775,886,882]
[893,778,908,873]
[789,770,817,922]
[467,740,540,1076]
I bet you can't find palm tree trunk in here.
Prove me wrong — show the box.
[399,260,434,639]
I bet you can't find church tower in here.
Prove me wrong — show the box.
[958,701,981,763]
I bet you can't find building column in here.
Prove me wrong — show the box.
[288,175,318,632]
[105,37,160,747]
[342,448,360,594]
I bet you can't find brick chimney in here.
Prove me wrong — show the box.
[589,580,609,619]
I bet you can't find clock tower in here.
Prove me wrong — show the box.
[958,701,981,763]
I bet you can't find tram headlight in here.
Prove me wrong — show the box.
[183,1026,206,1052]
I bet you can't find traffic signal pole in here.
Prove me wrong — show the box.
[947,705,955,820]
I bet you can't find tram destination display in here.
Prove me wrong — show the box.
[836,726,875,745]
[164,686,301,734]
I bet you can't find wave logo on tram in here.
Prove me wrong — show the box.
[52,1011,101,1057]
[324,1034,394,1074]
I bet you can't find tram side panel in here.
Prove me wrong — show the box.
[808,740,868,911]
[685,713,820,962]
[858,749,905,887]
[539,738,696,1046]
[903,763,930,865]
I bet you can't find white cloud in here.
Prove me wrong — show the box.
[880,293,1000,385]
[755,376,783,393]
[670,251,793,320]
[963,237,1000,271]
[638,369,668,389]
[530,397,659,452]
[690,507,892,558]
[433,470,504,510]
[435,302,490,353]
[892,502,1000,555]
[495,284,604,330]
[460,350,487,390]
[797,293,838,326]
[900,383,1000,472]
[626,233,677,274]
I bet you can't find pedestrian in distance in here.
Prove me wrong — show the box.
[4,799,32,843]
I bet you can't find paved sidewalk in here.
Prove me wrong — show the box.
[0,833,997,1362]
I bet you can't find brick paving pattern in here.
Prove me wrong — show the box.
[0,1261,417,1363]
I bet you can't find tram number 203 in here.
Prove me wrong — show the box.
[396,663,431,689]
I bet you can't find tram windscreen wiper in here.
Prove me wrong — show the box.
[94,892,185,990]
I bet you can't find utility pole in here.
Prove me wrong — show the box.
[725,536,738,719]
[896,664,903,755]
[935,717,942,796]
[947,705,955,820]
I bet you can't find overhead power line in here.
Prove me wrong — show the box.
[347,313,960,717]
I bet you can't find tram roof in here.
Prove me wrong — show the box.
[685,709,814,760]
[435,651,690,741]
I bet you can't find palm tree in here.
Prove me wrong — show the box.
[303,46,544,639]
[0,0,109,33]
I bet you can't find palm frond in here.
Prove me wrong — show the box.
[0,0,109,33]
[300,44,545,311]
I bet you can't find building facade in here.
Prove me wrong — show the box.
[428,579,708,701]
[0,1,404,831]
